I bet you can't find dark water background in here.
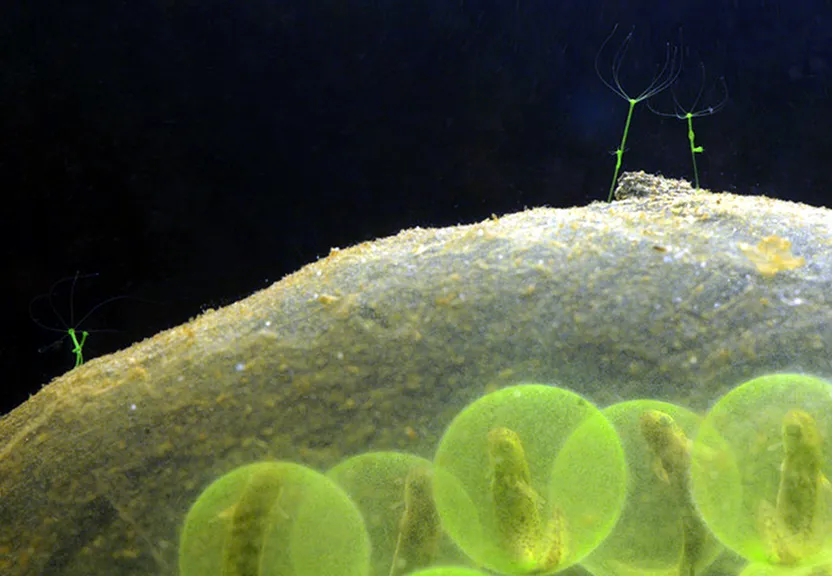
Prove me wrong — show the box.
[3,0,831,413]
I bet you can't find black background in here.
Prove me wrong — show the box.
[4,0,832,415]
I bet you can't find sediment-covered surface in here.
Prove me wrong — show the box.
[1,172,830,575]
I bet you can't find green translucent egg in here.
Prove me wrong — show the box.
[179,461,371,576]
[738,561,823,576]
[404,567,491,576]
[327,451,467,576]
[583,400,722,576]
[690,373,832,567]
[433,384,627,575]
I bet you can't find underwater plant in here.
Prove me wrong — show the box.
[432,384,626,575]
[327,452,465,576]
[583,400,722,576]
[178,461,371,576]
[647,62,728,190]
[596,25,681,201]
[690,374,832,570]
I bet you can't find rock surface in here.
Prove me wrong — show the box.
[1,172,830,575]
